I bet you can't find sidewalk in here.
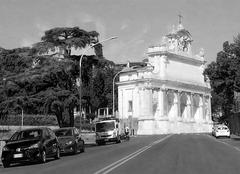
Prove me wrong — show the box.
[231,134,240,140]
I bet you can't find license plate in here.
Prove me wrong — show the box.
[14,153,23,158]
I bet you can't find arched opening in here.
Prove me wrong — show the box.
[166,92,175,118]
[180,93,187,118]
[192,95,200,119]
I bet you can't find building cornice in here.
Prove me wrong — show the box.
[147,50,205,66]
[117,78,211,94]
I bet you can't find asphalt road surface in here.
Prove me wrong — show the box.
[1,134,240,174]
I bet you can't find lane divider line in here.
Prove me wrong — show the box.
[94,134,172,174]
[94,146,148,174]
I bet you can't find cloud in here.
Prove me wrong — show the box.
[104,25,150,63]
[120,23,128,30]
[20,38,36,47]
[35,22,52,37]
[73,12,107,38]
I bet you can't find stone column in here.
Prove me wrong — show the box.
[208,95,212,122]
[138,88,144,118]
[140,88,153,118]
[196,95,203,123]
[143,88,148,117]
[190,93,195,122]
[147,88,153,118]
[177,91,181,119]
[133,87,139,119]
[172,91,179,121]
[186,94,191,122]
[158,88,166,119]
[203,95,207,121]
[205,95,211,122]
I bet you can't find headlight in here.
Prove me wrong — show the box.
[66,141,73,145]
[2,146,9,151]
[28,143,39,149]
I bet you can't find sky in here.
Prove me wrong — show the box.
[0,0,240,64]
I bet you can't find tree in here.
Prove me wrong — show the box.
[0,26,118,127]
[33,27,101,58]
[204,34,240,121]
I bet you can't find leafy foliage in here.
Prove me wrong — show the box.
[204,34,240,120]
[0,27,119,127]
[33,27,100,58]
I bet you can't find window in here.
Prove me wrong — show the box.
[54,129,73,137]
[48,128,56,139]
[74,128,79,136]
[10,130,42,141]
[128,100,133,112]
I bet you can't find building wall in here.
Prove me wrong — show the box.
[165,59,204,85]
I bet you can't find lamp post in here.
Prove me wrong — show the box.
[78,36,118,132]
[112,70,124,117]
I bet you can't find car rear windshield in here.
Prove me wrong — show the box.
[10,129,42,141]
[54,129,73,137]
[217,126,228,130]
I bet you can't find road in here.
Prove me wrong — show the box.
[1,134,240,174]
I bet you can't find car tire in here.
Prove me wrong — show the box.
[55,147,60,159]
[97,141,105,146]
[116,136,121,144]
[2,161,10,168]
[40,150,47,163]
[80,142,85,153]
[73,143,78,154]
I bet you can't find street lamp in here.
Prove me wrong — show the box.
[78,36,118,132]
[112,69,124,117]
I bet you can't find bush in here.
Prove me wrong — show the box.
[0,114,58,126]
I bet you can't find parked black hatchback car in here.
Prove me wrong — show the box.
[54,127,85,154]
[1,127,60,168]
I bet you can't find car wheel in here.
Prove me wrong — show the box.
[73,143,78,154]
[2,161,10,168]
[80,142,85,153]
[55,147,60,159]
[40,150,47,163]
[116,136,121,144]
[97,141,104,146]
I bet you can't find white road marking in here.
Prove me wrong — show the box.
[94,134,172,174]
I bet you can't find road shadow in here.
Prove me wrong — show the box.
[3,158,56,168]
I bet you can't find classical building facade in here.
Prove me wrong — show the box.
[117,21,212,135]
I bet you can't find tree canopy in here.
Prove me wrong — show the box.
[204,34,240,121]
[0,27,118,127]
[33,27,101,58]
